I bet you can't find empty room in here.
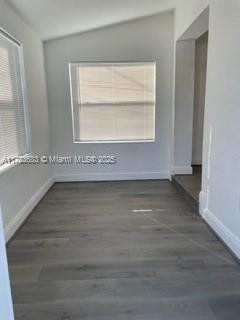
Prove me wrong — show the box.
[0,0,240,319]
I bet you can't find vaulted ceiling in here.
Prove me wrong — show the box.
[8,0,176,41]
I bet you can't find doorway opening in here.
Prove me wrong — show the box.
[190,31,208,204]
[172,8,209,209]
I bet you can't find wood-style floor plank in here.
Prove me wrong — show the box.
[7,180,240,320]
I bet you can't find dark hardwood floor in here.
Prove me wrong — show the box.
[7,180,240,320]
[172,166,202,209]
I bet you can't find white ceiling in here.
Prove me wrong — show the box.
[7,0,176,41]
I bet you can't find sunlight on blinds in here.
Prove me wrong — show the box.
[70,63,155,142]
[0,47,13,102]
[0,32,29,165]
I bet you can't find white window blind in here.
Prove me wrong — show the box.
[69,62,156,142]
[0,31,29,166]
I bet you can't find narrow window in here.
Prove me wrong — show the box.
[0,30,29,166]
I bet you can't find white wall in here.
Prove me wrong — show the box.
[0,0,53,241]
[175,0,240,258]
[175,0,210,41]
[192,32,208,165]
[44,12,174,182]
[0,206,14,320]
[173,40,195,174]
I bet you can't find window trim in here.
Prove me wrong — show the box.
[18,42,31,155]
[0,28,31,173]
[69,61,156,144]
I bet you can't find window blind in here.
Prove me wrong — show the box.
[0,31,29,165]
[69,62,156,142]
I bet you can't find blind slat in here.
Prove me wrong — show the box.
[0,31,28,165]
[70,63,155,142]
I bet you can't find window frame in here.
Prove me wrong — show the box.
[69,61,156,144]
[0,28,31,174]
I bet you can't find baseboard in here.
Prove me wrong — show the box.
[171,166,193,175]
[201,208,240,259]
[199,190,207,216]
[5,176,54,243]
[54,171,171,182]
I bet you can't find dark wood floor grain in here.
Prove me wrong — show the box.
[7,180,240,320]
[173,166,202,204]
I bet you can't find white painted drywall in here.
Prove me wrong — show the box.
[0,0,53,241]
[8,0,176,40]
[173,39,195,174]
[175,0,210,41]
[44,12,174,181]
[0,206,14,320]
[192,32,208,165]
[175,0,240,257]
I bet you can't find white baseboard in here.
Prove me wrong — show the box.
[201,208,240,259]
[199,190,207,216]
[5,177,54,242]
[171,166,193,175]
[54,171,171,182]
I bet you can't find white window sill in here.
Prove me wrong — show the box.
[73,139,156,144]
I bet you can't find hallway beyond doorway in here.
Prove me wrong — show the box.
[172,166,202,209]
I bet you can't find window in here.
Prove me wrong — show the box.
[0,30,29,166]
[69,62,156,143]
